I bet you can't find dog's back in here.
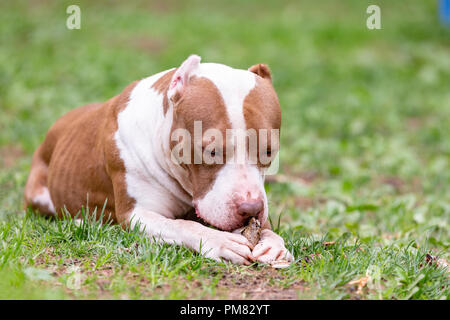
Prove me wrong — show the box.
[24,102,114,219]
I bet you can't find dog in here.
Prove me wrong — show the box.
[24,55,293,265]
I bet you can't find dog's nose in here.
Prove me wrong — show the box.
[237,198,264,218]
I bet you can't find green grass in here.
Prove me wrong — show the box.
[0,0,449,299]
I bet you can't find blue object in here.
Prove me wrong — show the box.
[440,0,450,25]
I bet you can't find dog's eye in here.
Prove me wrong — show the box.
[204,148,218,157]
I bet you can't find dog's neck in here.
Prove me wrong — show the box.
[114,70,193,217]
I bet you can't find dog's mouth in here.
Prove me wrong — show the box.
[232,216,260,233]
[193,205,264,231]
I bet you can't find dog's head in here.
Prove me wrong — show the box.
[168,55,281,231]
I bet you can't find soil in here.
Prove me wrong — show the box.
[216,268,305,300]
[0,145,25,169]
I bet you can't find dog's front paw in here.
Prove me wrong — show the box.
[252,229,294,264]
[200,230,255,265]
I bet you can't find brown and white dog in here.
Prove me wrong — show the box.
[24,55,293,265]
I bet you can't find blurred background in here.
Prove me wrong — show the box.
[0,0,449,242]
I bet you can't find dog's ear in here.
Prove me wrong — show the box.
[168,54,201,104]
[248,64,272,82]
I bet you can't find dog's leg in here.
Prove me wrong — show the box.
[24,145,56,216]
[128,207,256,265]
[251,220,294,264]
[106,153,254,264]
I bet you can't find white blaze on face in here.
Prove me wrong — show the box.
[192,63,268,230]
[195,164,267,231]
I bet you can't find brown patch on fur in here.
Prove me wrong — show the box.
[25,82,138,223]
[170,76,230,201]
[47,102,117,220]
[151,69,176,114]
[249,64,272,82]
[243,77,281,167]
[103,81,140,223]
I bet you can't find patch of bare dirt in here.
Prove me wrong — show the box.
[380,176,404,191]
[265,169,320,186]
[293,196,315,209]
[265,163,320,186]
[216,268,306,300]
[406,117,425,131]
[129,36,168,55]
[378,175,422,193]
[145,0,184,13]
[0,145,25,169]
[293,196,327,210]
[32,248,306,299]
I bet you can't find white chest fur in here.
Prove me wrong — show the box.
[114,70,192,218]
